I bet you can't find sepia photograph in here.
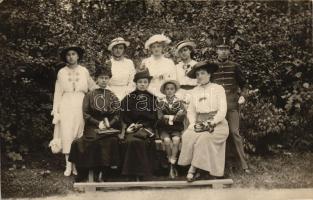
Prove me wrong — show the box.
[0,0,312,199]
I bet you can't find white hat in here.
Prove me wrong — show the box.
[144,34,171,49]
[108,37,130,51]
[175,41,196,56]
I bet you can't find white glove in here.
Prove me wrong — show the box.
[98,121,106,130]
[168,115,175,126]
[238,96,245,104]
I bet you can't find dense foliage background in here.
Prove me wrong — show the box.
[0,0,312,162]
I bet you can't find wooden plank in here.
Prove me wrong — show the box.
[74,179,233,190]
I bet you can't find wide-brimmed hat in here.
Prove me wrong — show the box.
[108,37,130,51]
[160,80,180,94]
[60,46,84,62]
[95,60,112,78]
[175,41,196,56]
[144,34,171,50]
[187,61,219,79]
[133,69,153,82]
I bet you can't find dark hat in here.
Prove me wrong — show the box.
[133,69,153,82]
[95,60,112,78]
[160,80,180,94]
[60,46,84,63]
[187,61,219,79]
[216,37,230,49]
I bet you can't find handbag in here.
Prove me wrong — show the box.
[133,128,155,140]
[49,138,62,154]
[49,123,62,154]
[95,128,120,135]
[194,121,215,133]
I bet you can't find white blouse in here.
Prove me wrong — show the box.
[142,55,177,82]
[109,57,136,87]
[187,83,227,126]
[175,59,198,86]
[52,65,97,115]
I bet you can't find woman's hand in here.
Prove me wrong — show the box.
[158,74,164,80]
[126,123,136,133]
[238,96,245,104]
[98,121,107,130]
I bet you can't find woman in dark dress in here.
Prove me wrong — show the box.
[69,65,121,182]
[120,69,158,181]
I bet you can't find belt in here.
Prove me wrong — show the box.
[180,85,196,90]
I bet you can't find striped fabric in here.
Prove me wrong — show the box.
[212,60,247,110]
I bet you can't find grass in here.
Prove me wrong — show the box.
[2,151,313,198]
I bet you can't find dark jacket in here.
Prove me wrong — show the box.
[213,60,248,110]
[157,96,186,132]
[82,88,120,138]
[120,89,158,129]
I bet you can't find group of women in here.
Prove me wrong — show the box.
[50,34,230,182]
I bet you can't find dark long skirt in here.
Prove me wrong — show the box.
[121,132,157,177]
[69,134,120,168]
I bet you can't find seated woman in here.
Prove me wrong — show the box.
[178,61,229,182]
[120,69,158,181]
[69,65,121,182]
[157,80,186,179]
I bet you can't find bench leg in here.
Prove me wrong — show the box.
[85,170,96,192]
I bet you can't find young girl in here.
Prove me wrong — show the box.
[68,65,120,182]
[51,46,98,176]
[140,34,176,97]
[175,41,198,102]
[120,69,158,181]
[107,37,136,100]
[157,80,186,179]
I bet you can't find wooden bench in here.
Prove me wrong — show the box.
[74,139,233,192]
[74,179,234,192]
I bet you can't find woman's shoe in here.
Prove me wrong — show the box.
[186,172,195,182]
[64,166,72,176]
[72,165,78,176]
[169,165,176,179]
[173,166,178,177]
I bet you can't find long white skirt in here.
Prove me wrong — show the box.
[54,92,85,154]
[178,118,229,176]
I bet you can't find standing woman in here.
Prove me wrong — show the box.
[178,61,229,181]
[175,41,198,102]
[52,46,98,176]
[120,70,158,181]
[140,34,176,97]
[107,37,136,100]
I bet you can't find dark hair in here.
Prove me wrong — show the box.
[60,47,84,63]
[196,66,214,75]
[112,43,126,50]
[135,77,151,83]
[186,46,195,59]
[163,82,177,90]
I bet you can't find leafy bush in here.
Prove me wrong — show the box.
[0,0,312,161]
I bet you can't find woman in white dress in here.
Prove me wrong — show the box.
[178,61,229,182]
[107,37,136,100]
[175,41,198,103]
[140,34,176,97]
[52,46,98,176]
